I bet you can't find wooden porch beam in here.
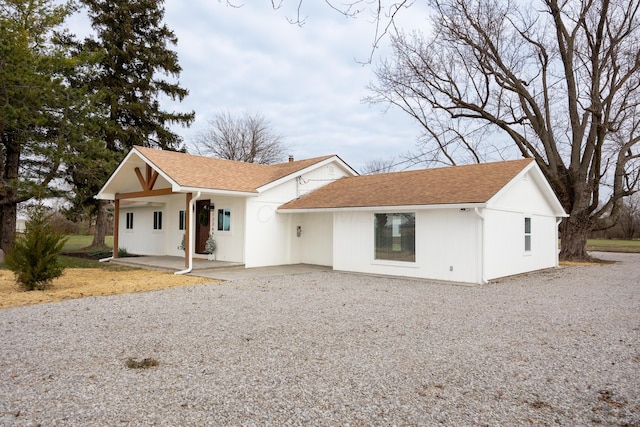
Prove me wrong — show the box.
[115,187,175,200]
[113,199,120,259]
[185,192,192,268]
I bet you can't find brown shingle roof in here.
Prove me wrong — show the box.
[135,146,335,193]
[279,158,534,209]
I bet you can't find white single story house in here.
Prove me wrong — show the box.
[96,146,567,284]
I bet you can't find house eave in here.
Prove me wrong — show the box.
[177,186,258,197]
[278,202,488,214]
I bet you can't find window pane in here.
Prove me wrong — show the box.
[525,235,532,252]
[179,210,186,230]
[374,213,415,262]
[217,208,231,231]
[153,211,162,230]
[524,217,531,234]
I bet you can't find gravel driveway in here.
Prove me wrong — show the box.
[1,252,639,426]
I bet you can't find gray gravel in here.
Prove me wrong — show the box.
[1,252,639,426]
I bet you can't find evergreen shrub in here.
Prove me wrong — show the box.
[5,204,68,291]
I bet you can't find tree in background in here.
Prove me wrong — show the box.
[72,0,194,248]
[361,158,397,174]
[194,111,288,164]
[367,0,640,260]
[0,0,80,253]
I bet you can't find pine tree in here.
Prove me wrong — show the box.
[72,0,194,248]
[0,0,79,253]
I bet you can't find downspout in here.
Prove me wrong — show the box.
[474,207,487,284]
[555,217,562,268]
[175,191,202,275]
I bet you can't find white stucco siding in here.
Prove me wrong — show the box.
[483,210,558,280]
[118,205,165,256]
[245,160,351,268]
[333,209,480,283]
[483,171,561,280]
[208,196,245,262]
[292,213,333,266]
[245,199,293,267]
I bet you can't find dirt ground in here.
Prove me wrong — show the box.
[0,268,211,310]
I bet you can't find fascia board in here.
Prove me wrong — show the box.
[95,148,139,199]
[256,156,358,193]
[278,203,487,214]
[177,186,258,197]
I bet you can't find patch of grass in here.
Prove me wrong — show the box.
[58,256,136,271]
[587,239,640,253]
[62,235,113,253]
[125,358,159,369]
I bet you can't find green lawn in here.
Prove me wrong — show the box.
[586,239,640,253]
[62,235,113,252]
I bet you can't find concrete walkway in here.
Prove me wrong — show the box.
[189,264,332,281]
[107,255,331,281]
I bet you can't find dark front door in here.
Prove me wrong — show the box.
[195,200,211,253]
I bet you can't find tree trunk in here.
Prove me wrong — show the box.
[92,199,110,249]
[559,216,592,261]
[0,204,17,253]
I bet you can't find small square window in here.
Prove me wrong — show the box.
[153,211,163,230]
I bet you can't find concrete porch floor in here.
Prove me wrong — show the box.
[106,256,332,281]
[108,255,244,272]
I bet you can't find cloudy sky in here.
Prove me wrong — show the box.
[70,1,431,172]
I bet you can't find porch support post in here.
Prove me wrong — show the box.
[185,192,192,268]
[113,199,120,259]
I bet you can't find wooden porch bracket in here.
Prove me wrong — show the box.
[134,164,159,191]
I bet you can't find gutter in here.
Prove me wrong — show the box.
[555,217,563,268]
[175,191,202,275]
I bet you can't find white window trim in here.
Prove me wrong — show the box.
[524,215,532,255]
[216,207,232,234]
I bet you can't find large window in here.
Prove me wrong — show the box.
[374,213,415,262]
[125,212,134,230]
[217,208,231,231]
[524,217,532,252]
[153,211,163,230]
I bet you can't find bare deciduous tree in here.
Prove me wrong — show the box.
[618,193,640,240]
[361,158,398,174]
[194,111,288,164]
[367,0,640,260]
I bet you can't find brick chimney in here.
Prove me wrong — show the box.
[288,155,294,163]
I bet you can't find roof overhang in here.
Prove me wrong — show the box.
[278,202,488,214]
